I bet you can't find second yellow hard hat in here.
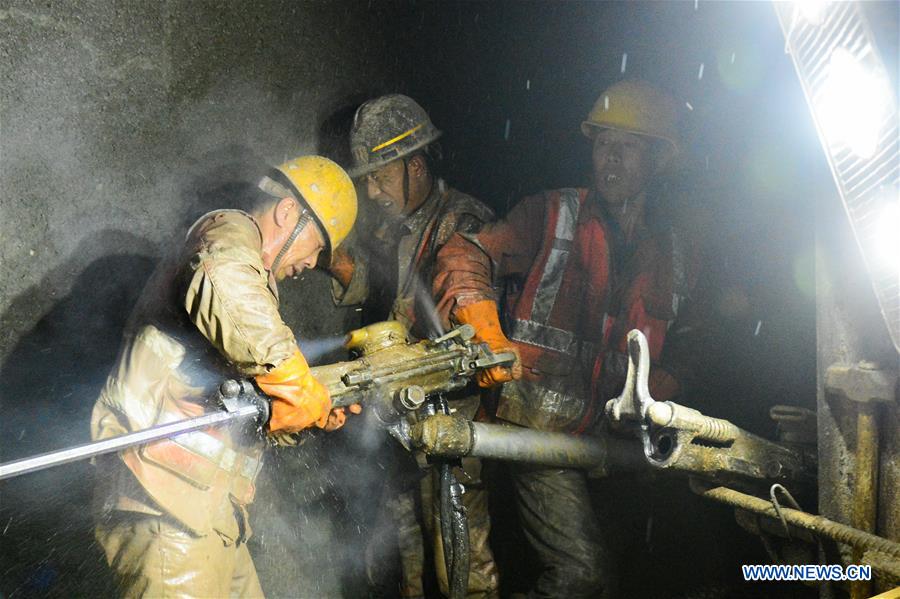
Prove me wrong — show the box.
[582,80,679,158]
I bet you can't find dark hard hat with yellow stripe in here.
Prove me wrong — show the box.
[349,94,442,178]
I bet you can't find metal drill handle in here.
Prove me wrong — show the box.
[472,350,517,369]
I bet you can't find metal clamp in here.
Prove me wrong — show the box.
[604,330,657,460]
[605,329,655,424]
[218,379,270,427]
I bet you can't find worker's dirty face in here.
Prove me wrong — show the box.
[275,221,326,280]
[591,128,656,207]
[260,196,327,279]
[364,159,409,218]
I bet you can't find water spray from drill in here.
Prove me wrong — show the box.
[299,335,349,363]
[413,272,446,339]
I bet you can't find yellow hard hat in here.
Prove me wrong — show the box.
[262,155,358,260]
[581,80,679,158]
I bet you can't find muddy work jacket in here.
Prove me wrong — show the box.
[332,179,494,341]
[434,188,696,432]
[91,210,298,540]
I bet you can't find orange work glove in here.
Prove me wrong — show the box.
[322,403,363,432]
[455,299,522,387]
[326,245,355,289]
[255,350,332,433]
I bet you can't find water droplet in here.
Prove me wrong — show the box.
[503,119,511,141]
[754,321,762,336]
[620,53,628,74]
[685,101,694,111]
[698,63,705,80]
[526,79,530,90]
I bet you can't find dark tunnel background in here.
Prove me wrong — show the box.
[3,1,894,597]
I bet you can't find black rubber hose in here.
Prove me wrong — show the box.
[433,396,469,599]
[439,462,455,580]
[448,477,470,599]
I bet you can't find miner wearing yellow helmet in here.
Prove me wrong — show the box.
[433,80,698,597]
[91,156,358,597]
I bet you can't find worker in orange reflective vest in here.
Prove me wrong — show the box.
[434,81,699,597]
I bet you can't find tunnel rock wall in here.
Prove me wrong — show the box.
[0,0,403,364]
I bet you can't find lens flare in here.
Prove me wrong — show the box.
[814,48,891,159]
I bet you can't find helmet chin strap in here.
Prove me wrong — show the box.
[270,209,311,277]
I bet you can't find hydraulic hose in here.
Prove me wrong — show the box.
[448,474,470,598]
[439,462,455,579]
[430,394,471,599]
[439,461,470,599]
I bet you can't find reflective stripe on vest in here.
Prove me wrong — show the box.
[151,408,264,484]
[171,431,263,481]
[509,318,578,356]
[509,188,582,356]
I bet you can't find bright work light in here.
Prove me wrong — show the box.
[815,48,892,160]
[795,0,829,25]
[775,1,900,352]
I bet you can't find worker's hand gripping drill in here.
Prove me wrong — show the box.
[454,299,522,387]
[255,349,359,433]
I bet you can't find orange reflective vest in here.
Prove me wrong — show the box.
[502,188,691,432]
[504,188,610,375]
